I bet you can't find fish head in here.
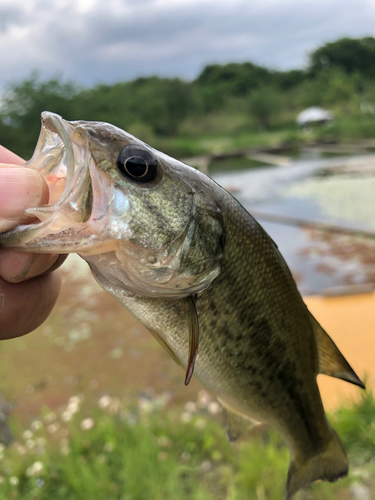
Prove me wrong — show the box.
[0,112,224,298]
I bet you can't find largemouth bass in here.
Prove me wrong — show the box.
[0,112,364,499]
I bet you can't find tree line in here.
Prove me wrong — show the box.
[1,37,375,158]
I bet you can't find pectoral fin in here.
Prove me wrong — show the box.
[218,398,261,442]
[184,295,200,386]
[310,313,365,389]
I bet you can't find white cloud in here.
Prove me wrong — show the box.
[0,0,375,90]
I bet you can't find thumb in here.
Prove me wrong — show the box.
[0,166,49,233]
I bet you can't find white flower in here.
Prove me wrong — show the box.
[180,451,190,461]
[157,436,171,447]
[44,412,56,423]
[61,411,73,422]
[60,428,69,438]
[26,461,44,477]
[0,444,5,453]
[36,437,46,447]
[23,430,33,440]
[60,438,70,456]
[180,412,193,423]
[194,418,207,430]
[31,420,43,431]
[47,423,60,434]
[81,418,94,430]
[66,402,79,414]
[108,398,122,415]
[98,395,111,409]
[26,439,35,450]
[197,390,211,409]
[208,402,221,415]
[185,401,197,413]
[138,398,152,413]
[68,395,82,406]
[14,443,26,455]
[60,445,70,456]
[9,476,19,486]
[200,460,211,472]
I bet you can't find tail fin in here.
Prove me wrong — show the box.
[285,428,348,500]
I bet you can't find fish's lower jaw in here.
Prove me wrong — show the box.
[285,428,348,499]
[0,213,109,254]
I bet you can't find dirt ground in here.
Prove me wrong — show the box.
[307,292,375,411]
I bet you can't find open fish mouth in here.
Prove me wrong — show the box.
[0,112,115,254]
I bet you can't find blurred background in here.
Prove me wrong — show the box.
[0,0,375,498]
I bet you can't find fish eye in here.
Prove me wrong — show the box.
[117,146,158,183]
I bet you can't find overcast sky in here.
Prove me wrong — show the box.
[0,0,375,90]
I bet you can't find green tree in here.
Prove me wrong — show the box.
[309,37,375,78]
[0,73,79,157]
[275,69,307,90]
[247,86,282,129]
[75,77,196,136]
[196,62,277,112]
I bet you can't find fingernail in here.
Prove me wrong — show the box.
[0,168,47,219]
[17,253,60,281]
[0,250,60,283]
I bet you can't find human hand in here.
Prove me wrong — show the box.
[0,145,64,339]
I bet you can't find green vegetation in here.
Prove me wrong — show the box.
[0,390,374,499]
[2,37,375,160]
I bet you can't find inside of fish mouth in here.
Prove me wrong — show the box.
[24,116,84,223]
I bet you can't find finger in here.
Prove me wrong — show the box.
[42,254,68,275]
[0,146,24,166]
[0,271,62,339]
[0,167,49,232]
[0,250,63,283]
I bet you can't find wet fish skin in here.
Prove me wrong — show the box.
[0,112,364,499]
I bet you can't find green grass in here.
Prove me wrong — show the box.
[333,389,375,463]
[0,390,374,499]
[151,114,375,160]
[154,127,306,159]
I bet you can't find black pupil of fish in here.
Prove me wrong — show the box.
[125,156,148,178]
[117,147,158,183]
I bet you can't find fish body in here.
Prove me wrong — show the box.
[0,113,364,498]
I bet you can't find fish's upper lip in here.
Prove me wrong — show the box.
[0,111,95,250]
[40,112,77,206]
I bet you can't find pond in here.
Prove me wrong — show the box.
[212,152,375,295]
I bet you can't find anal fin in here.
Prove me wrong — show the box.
[218,398,261,442]
[309,312,365,389]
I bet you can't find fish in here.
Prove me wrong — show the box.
[0,112,365,499]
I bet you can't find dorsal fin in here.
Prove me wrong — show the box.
[218,398,261,442]
[309,313,365,389]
